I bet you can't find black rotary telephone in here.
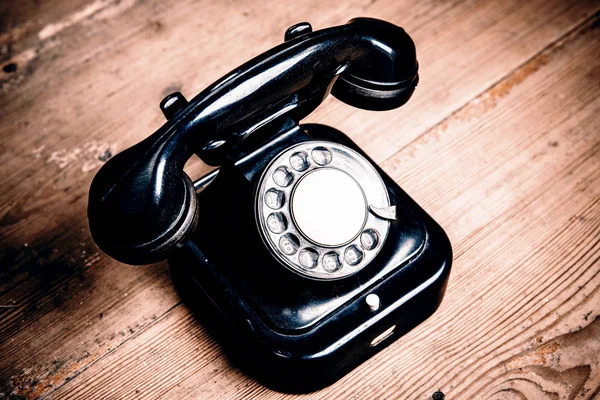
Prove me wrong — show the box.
[88,18,452,391]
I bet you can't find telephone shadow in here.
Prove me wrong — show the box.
[169,261,328,394]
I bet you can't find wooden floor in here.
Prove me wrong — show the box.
[1,0,599,399]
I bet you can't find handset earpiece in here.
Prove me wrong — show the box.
[330,18,418,111]
[88,18,418,265]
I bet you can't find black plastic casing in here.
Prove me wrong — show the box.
[169,122,452,392]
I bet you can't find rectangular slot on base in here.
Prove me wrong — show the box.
[370,325,396,347]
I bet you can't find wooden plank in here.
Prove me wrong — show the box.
[0,0,93,55]
[0,0,599,399]
[41,8,600,400]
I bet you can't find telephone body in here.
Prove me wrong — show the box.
[88,18,452,391]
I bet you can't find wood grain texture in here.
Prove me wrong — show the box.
[0,0,599,399]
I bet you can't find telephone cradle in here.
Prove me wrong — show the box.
[88,18,452,392]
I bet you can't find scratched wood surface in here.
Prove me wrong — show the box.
[1,0,599,399]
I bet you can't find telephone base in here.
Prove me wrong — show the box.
[168,124,452,392]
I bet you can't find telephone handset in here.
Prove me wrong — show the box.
[88,18,452,391]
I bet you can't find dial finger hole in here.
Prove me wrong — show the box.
[272,166,293,187]
[289,151,310,172]
[279,233,300,255]
[311,146,332,166]
[266,212,287,234]
[298,248,319,270]
[344,245,364,266]
[264,188,285,209]
[360,229,379,250]
[322,251,342,272]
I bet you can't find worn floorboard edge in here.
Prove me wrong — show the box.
[36,301,183,400]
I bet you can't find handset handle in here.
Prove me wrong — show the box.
[88,18,418,265]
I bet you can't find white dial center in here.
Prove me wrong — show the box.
[291,168,367,247]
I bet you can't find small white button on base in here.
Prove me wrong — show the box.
[366,293,380,311]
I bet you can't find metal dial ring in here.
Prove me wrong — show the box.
[256,141,391,280]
